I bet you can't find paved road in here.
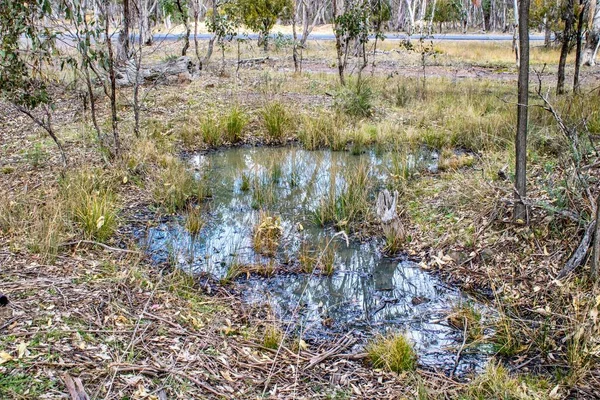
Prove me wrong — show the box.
[150,32,547,42]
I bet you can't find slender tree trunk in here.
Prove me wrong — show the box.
[515,0,530,223]
[176,0,190,56]
[557,0,574,95]
[293,0,300,73]
[574,0,587,92]
[333,0,345,85]
[104,0,121,157]
[118,0,131,62]
[591,192,600,281]
[512,0,519,65]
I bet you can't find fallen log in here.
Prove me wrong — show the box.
[116,56,196,86]
[237,56,271,65]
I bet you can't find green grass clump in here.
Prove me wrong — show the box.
[185,205,204,236]
[223,106,248,143]
[314,162,370,229]
[261,102,292,142]
[334,80,374,118]
[448,302,483,342]
[201,116,223,147]
[263,324,283,350]
[153,158,209,213]
[251,175,275,210]
[366,333,417,373]
[61,170,119,243]
[462,363,549,399]
[299,112,346,150]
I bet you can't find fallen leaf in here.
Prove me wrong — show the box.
[0,352,13,364]
[16,342,28,359]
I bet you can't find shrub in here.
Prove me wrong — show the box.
[367,333,417,373]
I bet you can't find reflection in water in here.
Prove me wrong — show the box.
[142,147,487,373]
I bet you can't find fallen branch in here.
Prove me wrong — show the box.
[557,220,596,278]
[451,317,468,377]
[59,240,141,255]
[109,364,227,398]
[237,56,271,65]
[304,334,355,370]
[63,373,90,400]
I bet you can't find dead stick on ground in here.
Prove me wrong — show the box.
[557,220,596,278]
[451,317,468,377]
[60,240,141,255]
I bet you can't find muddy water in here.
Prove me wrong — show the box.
[143,147,487,374]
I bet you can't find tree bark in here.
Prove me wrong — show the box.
[118,0,131,62]
[176,0,190,56]
[104,0,121,157]
[557,0,574,94]
[573,0,586,92]
[583,0,600,65]
[515,0,530,223]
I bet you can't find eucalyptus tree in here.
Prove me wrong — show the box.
[0,0,66,164]
[235,0,293,50]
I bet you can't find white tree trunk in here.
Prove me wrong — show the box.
[583,0,600,66]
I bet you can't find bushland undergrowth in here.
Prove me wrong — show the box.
[1,40,599,398]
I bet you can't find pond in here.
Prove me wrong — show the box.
[142,147,489,374]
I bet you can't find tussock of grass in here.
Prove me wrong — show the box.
[463,363,549,399]
[250,174,275,210]
[185,205,204,236]
[61,170,119,243]
[252,211,282,256]
[201,116,223,147]
[263,324,283,350]
[367,333,417,373]
[299,112,347,151]
[261,102,292,142]
[438,149,475,171]
[334,80,374,118]
[448,302,483,342]
[314,162,371,229]
[152,157,209,213]
[223,106,248,143]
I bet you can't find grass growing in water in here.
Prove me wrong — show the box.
[251,175,275,209]
[153,157,209,213]
[185,205,204,236]
[448,302,483,342]
[367,333,417,373]
[252,212,282,256]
